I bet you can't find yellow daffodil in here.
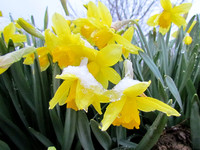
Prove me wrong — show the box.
[1,22,27,44]
[23,13,96,71]
[23,47,50,71]
[87,44,122,89]
[72,1,142,55]
[100,60,180,131]
[172,21,196,45]
[0,47,36,74]
[147,0,192,35]
[49,58,109,114]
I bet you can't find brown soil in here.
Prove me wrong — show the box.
[152,124,191,150]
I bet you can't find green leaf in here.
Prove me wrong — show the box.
[139,51,164,86]
[90,119,112,150]
[135,112,168,150]
[116,126,126,144]
[28,127,53,147]
[44,7,49,30]
[0,140,10,150]
[118,139,137,148]
[62,108,77,150]
[1,72,29,127]
[10,62,35,112]
[165,75,183,110]
[77,111,94,150]
[0,38,7,55]
[179,53,196,92]
[158,80,168,103]
[190,95,200,150]
[49,109,64,145]
[0,113,31,150]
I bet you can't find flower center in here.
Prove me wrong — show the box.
[158,11,171,28]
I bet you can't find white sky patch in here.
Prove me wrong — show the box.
[0,0,199,29]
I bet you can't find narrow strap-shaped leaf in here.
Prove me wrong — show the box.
[32,58,46,134]
[179,53,196,92]
[90,119,112,150]
[2,72,29,127]
[62,108,77,150]
[77,111,95,150]
[165,75,183,110]
[10,62,35,112]
[28,127,53,147]
[118,139,137,148]
[44,7,49,30]
[0,140,10,150]
[135,112,168,150]
[0,113,31,150]
[190,95,200,150]
[49,109,64,145]
[139,51,164,86]
[158,80,168,103]
[0,38,7,55]
[116,126,126,145]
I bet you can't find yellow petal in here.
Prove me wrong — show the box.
[52,13,71,37]
[96,44,122,67]
[101,66,121,85]
[38,55,50,71]
[171,15,186,27]
[172,3,192,14]
[172,30,178,38]
[10,34,27,43]
[49,80,74,109]
[187,21,196,33]
[123,81,151,97]
[98,1,112,26]
[136,97,181,116]
[113,97,140,129]
[159,25,171,35]
[147,14,160,27]
[75,80,95,112]
[3,23,15,43]
[100,96,126,131]
[87,61,100,77]
[0,67,8,74]
[92,27,114,49]
[23,53,35,65]
[92,100,102,114]
[123,26,134,42]
[95,71,108,89]
[45,29,59,51]
[113,34,143,54]
[160,0,172,11]
[87,1,100,19]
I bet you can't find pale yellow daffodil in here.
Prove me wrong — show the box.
[0,47,36,74]
[147,0,192,35]
[100,60,180,131]
[49,58,109,114]
[72,1,142,55]
[1,22,27,44]
[23,13,96,71]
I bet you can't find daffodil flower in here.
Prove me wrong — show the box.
[147,0,192,35]
[49,58,109,114]
[100,60,180,131]
[172,21,196,45]
[23,13,96,71]
[0,47,36,74]
[87,44,122,89]
[72,1,142,55]
[1,22,27,44]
